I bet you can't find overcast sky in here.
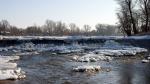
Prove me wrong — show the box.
[0,0,118,28]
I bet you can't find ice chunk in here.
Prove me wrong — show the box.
[0,56,26,80]
[147,57,150,60]
[0,68,26,80]
[0,56,20,62]
[94,49,138,56]
[0,63,17,69]
[0,48,8,52]
[74,53,112,62]
[14,51,39,56]
[103,40,124,49]
[142,59,150,63]
[73,65,101,72]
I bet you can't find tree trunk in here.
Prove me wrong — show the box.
[144,0,149,32]
[128,0,138,34]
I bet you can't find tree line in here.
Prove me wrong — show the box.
[0,20,121,36]
[116,0,150,36]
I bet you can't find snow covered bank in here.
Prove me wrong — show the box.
[0,56,26,80]
[0,36,150,40]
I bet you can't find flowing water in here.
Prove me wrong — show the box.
[0,39,149,84]
[0,51,150,84]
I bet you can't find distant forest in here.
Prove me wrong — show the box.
[0,20,122,36]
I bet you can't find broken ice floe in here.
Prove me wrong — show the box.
[0,56,20,63]
[0,56,26,80]
[16,42,35,52]
[73,53,112,62]
[0,68,25,80]
[142,59,150,63]
[0,40,148,56]
[0,48,8,52]
[11,42,83,54]
[94,47,147,56]
[94,40,147,56]
[13,51,39,56]
[142,55,150,63]
[73,65,101,72]
[72,40,147,62]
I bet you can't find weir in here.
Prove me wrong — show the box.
[0,36,150,48]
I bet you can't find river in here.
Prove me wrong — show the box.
[0,51,150,84]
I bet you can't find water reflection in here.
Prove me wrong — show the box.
[118,60,150,84]
[119,63,134,84]
[143,63,150,84]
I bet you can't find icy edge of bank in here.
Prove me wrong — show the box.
[0,56,26,80]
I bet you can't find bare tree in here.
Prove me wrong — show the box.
[8,26,20,36]
[126,0,138,34]
[139,0,150,32]
[69,23,80,36]
[54,21,67,36]
[83,25,91,36]
[95,24,119,36]
[116,0,139,35]
[117,10,132,36]
[43,20,56,36]
[25,25,42,36]
[95,24,106,36]
[0,20,10,35]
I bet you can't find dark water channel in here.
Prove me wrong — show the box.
[0,51,150,84]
